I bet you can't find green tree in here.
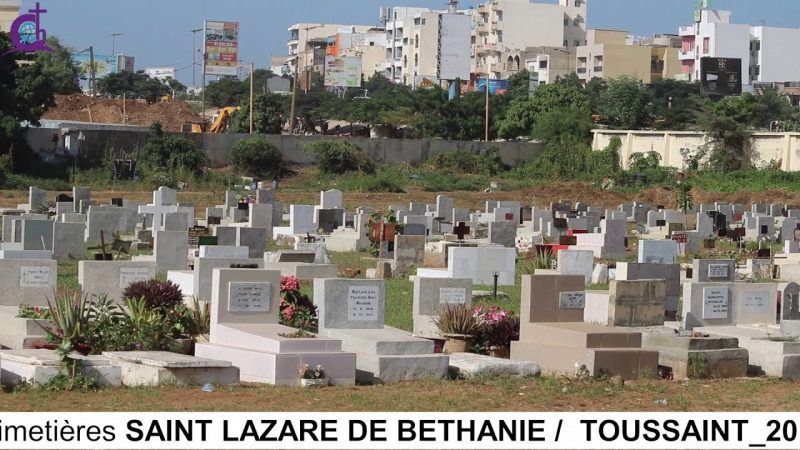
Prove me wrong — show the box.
[34,37,81,94]
[229,93,286,134]
[95,71,170,102]
[204,76,248,107]
[497,83,589,139]
[0,32,58,172]
[532,107,594,145]
[228,136,284,179]
[598,76,653,129]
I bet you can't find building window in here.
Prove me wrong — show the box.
[574,40,580,47]
[564,18,569,26]
[564,40,568,47]
[703,37,710,54]
[539,60,548,69]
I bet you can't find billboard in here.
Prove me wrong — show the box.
[205,20,239,76]
[144,67,177,81]
[476,79,509,95]
[73,53,117,78]
[438,13,471,81]
[324,56,362,87]
[700,57,742,98]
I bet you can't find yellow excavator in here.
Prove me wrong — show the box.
[208,107,240,133]
[183,106,240,133]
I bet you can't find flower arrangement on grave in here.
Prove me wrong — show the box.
[18,304,51,320]
[471,306,520,357]
[279,275,318,333]
[299,363,325,380]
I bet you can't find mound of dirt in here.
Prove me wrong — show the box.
[43,94,203,132]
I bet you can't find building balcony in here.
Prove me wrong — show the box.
[576,67,587,74]
[491,3,501,11]
[593,65,603,72]
[477,23,489,34]
[679,48,695,60]
[679,25,695,37]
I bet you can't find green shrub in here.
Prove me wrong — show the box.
[425,147,507,176]
[137,122,206,179]
[228,136,284,179]
[306,140,375,175]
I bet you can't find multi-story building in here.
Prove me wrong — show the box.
[383,7,430,83]
[679,7,800,84]
[576,29,681,84]
[383,6,472,87]
[327,28,388,81]
[0,0,20,33]
[473,0,586,80]
[526,47,575,87]
[287,23,372,75]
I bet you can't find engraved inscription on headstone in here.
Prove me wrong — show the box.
[119,267,152,288]
[347,286,379,321]
[228,282,271,313]
[559,291,586,310]
[707,264,729,279]
[646,256,664,264]
[20,266,51,288]
[702,287,729,319]
[742,291,769,313]
[439,288,467,305]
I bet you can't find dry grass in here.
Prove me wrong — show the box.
[3,377,800,412]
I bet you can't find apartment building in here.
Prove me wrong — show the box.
[679,8,800,84]
[0,0,21,33]
[383,6,472,87]
[526,47,575,86]
[473,0,586,80]
[287,23,372,75]
[576,29,681,84]
[327,28,388,81]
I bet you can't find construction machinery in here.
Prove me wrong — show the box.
[208,106,240,133]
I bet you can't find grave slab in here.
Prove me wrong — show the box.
[102,351,239,386]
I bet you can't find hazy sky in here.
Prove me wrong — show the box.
[20,0,800,85]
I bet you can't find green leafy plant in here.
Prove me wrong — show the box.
[306,140,375,175]
[434,304,479,337]
[122,279,184,310]
[121,296,170,351]
[228,136,284,179]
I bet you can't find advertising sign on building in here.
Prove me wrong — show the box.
[144,67,177,81]
[73,53,117,78]
[204,20,239,76]
[324,56,362,87]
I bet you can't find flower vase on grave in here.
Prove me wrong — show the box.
[442,334,473,354]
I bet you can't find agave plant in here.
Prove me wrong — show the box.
[434,304,479,337]
[44,291,92,360]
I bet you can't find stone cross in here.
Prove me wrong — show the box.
[453,222,470,241]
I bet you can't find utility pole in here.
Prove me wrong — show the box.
[190,28,202,87]
[250,62,254,134]
[484,63,491,142]
[89,46,95,96]
[110,32,123,57]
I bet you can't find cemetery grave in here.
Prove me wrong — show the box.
[5,183,800,402]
